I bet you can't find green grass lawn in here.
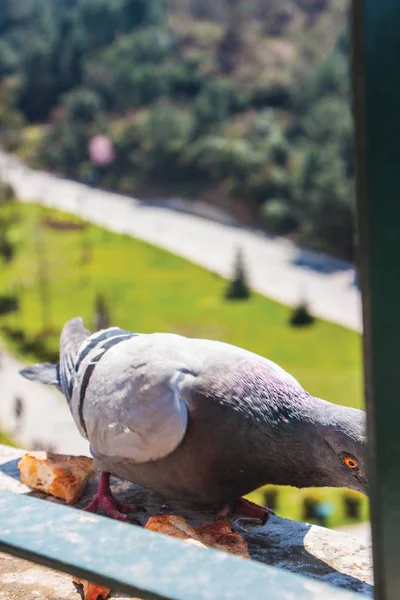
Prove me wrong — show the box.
[0,203,366,527]
[0,430,15,447]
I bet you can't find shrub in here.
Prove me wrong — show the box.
[94,293,111,331]
[342,490,362,519]
[20,336,59,364]
[41,123,89,176]
[62,88,104,125]
[0,184,18,262]
[296,0,328,14]
[118,64,170,107]
[244,165,292,206]
[294,49,349,114]
[301,96,352,145]
[1,326,25,342]
[85,28,176,110]
[0,239,14,262]
[289,301,315,327]
[0,79,24,150]
[192,78,245,134]
[113,27,176,63]
[263,486,280,512]
[187,136,258,183]
[136,103,194,183]
[294,148,355,260]
[1,327,58,363]
[302,490,327,522]
[0,183,15,204]
[225,248,251,300]
[249,82,292,110]
[0,294,19,315]
[262,198,297,235]
[168,60,203,97]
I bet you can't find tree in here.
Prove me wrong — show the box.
[138,103,193,183]
[0,183,18,263]
[18,37,58,121]
[85,28,176,110]
[301,96,352,146]
[42,122,89,177]
[293,32,350,115]
[62,88,104,125]
[0,79,25,151]
[0,41,19,77]
[121,0,167,30]
[296,149,355,259]
[192,78,244,135]
[262,198,297,235]
[93,293,111,330]
[80,0,120,48]
[218,0,245,73]
[225,248,251,300]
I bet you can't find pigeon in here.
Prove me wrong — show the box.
[20,317,367,524]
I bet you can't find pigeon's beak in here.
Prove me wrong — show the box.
[355,473,368,496]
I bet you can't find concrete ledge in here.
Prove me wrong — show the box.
[0,445,373,599]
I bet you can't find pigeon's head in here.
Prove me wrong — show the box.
[310,401,367,494]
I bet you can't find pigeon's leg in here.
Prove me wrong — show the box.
[216,504,231,520]
[84,472,138,522]
[218,497,274,525]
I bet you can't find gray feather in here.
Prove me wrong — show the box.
[19,363,61,388]
[59,317,91,400]
[60,317,91,364]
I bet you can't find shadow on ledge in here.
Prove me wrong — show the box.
[0,445,373,598]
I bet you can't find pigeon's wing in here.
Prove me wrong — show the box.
[178,339,308,429]
[70,333,192,464]
[69,331,306,465]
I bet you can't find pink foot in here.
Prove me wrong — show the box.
[84,472,140,522]
[218,497,274,525]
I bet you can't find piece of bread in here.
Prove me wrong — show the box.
[196,519,250,558]
[145,515,207,549]
[73,579,110,600]
[145,515,250,558]
[18,452,94,505]
[75,516,248,600]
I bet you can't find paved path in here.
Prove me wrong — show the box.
[0,151,362,331]
[0,348,89,455]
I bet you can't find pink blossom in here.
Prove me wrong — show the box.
[88,135,115,166]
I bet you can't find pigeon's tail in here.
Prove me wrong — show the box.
[60,317,91,365]
[20,363,60,388]
[59,317,91,400]
[19,318,91,398]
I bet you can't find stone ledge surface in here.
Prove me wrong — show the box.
[0,445,373,599]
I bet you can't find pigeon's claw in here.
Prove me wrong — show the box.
[84,472,141,523]
[218,497,274,526]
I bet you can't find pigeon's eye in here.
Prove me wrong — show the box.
[343,456,358,469]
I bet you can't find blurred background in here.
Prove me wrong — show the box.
[0,0,366,535]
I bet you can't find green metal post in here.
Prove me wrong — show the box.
[352,1,400,599]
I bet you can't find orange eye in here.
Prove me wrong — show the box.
[343,456,358,469]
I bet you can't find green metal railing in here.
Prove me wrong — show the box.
[352,1,400,599]
[0,490,362,599]
[1,0,399,597]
